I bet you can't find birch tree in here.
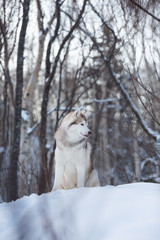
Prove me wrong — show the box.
[19,0,56,197]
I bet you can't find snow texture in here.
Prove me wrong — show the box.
[0,183,160,240]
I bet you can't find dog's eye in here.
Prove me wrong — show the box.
[81,123,84,126]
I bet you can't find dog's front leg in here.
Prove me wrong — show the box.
[52,162,64,191]
[77,166,85,188]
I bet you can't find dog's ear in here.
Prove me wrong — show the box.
[81,108,88,117]
[73,109,81,118]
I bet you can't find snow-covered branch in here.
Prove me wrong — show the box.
[108,66,158,139]
[81,6,158,140]
[89,98,120,104]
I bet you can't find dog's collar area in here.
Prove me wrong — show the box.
[67,138,86,148]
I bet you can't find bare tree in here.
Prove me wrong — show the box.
[38,0,88,194]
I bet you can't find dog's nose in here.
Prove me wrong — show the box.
[88,131,92,135]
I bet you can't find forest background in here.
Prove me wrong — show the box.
[0,0,160,202]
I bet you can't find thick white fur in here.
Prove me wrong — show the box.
[52,110,100,191]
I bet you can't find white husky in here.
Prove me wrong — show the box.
[52,110,100,191]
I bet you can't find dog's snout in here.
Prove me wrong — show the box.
[88,131,92,135]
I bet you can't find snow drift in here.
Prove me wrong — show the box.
[0,183,160,240]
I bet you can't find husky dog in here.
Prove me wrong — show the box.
[52,110,100,191]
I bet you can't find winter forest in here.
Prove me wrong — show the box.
[0,0,160,202]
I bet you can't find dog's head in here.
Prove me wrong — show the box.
[63,110,92,141]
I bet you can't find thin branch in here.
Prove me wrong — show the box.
[129,0,160,22]
[45,0,61,79]
[88,0,117,61]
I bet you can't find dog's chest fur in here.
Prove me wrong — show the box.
[55,142,91,188]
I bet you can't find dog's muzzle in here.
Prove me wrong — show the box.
[81,131,92,138]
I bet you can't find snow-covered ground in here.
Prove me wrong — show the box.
[0,183,160,240]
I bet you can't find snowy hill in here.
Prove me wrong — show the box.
[0,183,160,240]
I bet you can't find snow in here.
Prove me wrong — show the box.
[45,77,49,83]
[0,146,4,153]
[21,110,29,122]
[0,183,160,240]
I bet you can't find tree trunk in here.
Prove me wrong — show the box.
[7,0,30,202]
[19,31,46,198]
